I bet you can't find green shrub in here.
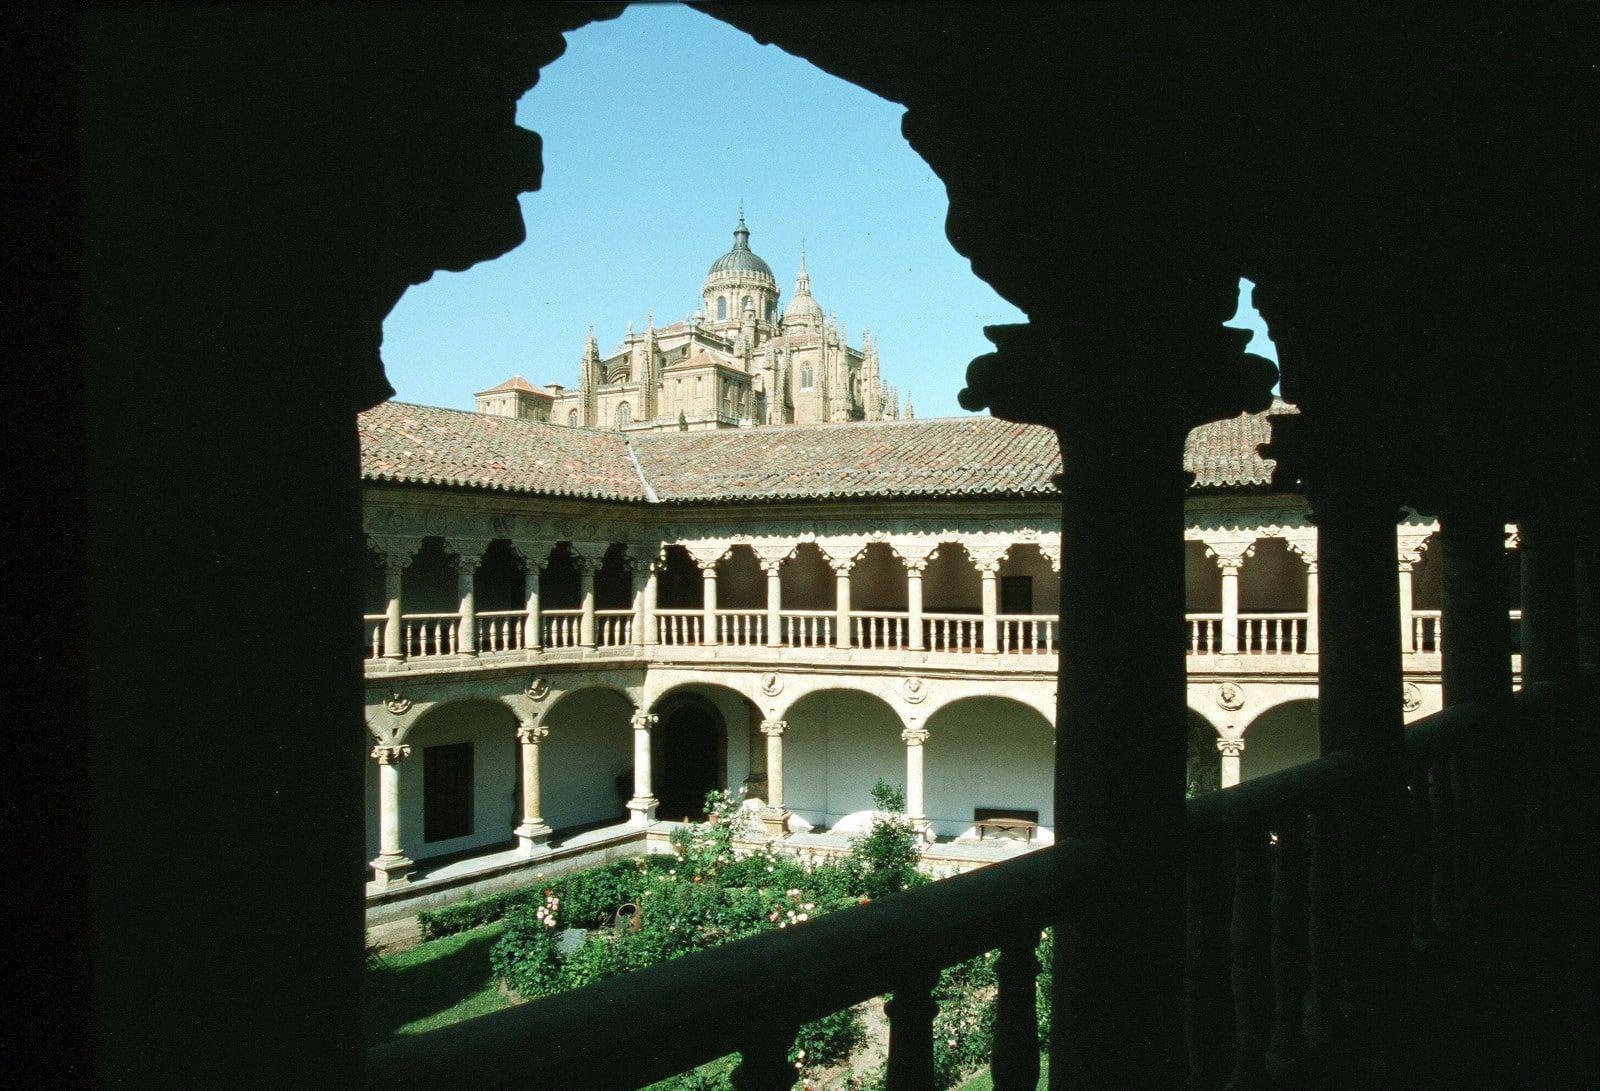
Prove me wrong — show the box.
[847,779,925,898]
[1034,928,1053,1047]
[488,892,567,999]
[790,1006,868,1073]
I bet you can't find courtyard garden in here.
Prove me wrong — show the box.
[368,782,1050,1090]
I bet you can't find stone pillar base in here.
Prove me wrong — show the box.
[762,809,790,838]
[627,796,658,827]
[369,854,415,887]
[514,821,553,855]
[911,816,934,842]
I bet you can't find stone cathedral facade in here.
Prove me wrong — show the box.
[475,217,906,432]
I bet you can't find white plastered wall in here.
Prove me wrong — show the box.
[540,687,635,830]
[390,699,519,863]
[922,698,1055,837]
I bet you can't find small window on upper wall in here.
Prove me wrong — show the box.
[617,402,632,429]
[569,410,579,427]
[717,297,727,320]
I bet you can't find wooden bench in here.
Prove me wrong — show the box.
[973,807,1040,843]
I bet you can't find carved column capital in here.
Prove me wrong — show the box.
[630,710,658,732]
[370,743,411,765]
[444,537,492,572]
[516,722,550,746]
[367,534,422,569]
[684,543,732,571]
[759,719,787,737]
[1203,538,1257,570]
[892,542,940,571]
[509,539,556,570]
[1216,737,1246,757]
[1396,529,1434,572]
[568,541,611,571]
[1283,535,1319,569]
[901,725,929,746]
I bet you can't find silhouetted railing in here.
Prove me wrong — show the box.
[367,673,1592,1090]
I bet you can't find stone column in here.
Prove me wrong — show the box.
[701,563,720,645]
[1397,530,1432,654]
[513,722,552,854]
[445,538,491,657]
[755,546,793,648]
[367,535,420,661]
[369,744,414,886]
[1217,735,1245,789]
[974,555,1006,654]
[902,724,929,836]
[569,545,608,650]
[382,559,406,659]
[760,719,789,837]
[1205,538,1256,654]
[832,558,854,649]
[1440,507,1514,708]
[511,542,552,653]
[1303,559,1320,655]
[641,556,661,648]
[627,710,659,826]
[906,558,932,651]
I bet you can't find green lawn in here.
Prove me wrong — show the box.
[366,920,512,1045]
[954,1054,1049,1091]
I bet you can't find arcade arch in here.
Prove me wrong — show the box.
[540,686,634,831]
[922,696,1054,839]
[780,688,905,832]
[1240,698,1320,782]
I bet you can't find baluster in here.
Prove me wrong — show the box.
[1271,619,1282,653]
[1428,760,1457,935]
[1413,616,1423,653]
[1303,811,1342,1051]
[1190,619,1199,653]
[1266,816,1310,1084]
[884,968,939,1091]
[1409,773,1436,950]
[1230,827,1273,1089]
[1434,615,1443,653]
[991,930,1041,1091]
[1186,839,1236,1090]
[730,1019,802,1091]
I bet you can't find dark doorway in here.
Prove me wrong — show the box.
[656,703,725,821]
[1000,576,1033,615]
[423,742,474,842]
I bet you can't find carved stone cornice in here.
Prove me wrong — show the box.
[370,743,411,765]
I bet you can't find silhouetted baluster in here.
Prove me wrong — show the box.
[1408,774,1436,950]
[885,969,939,1091]
[1266,816,1310,1084]
[991,932,1041,1091]
[1428,760,1457,934]
[1186,841,1235,1090]
[1229,828,1273,1089]
[1450,746,1480,911]
[1303,811,1342,1050]
[730,1020,800,1091]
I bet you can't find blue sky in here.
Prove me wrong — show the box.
[381,2,1276,419]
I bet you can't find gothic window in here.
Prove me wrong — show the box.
[717,297,727,320]
[568,410,578,427]
[766,301,775,322]
[801,364,814,389]
[617,402,632,429]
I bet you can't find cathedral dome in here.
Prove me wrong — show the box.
[780,249,824,328]
[705,217,775,283]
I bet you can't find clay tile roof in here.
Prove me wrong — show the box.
[358,398,1295,504]
[1183,397,1297,489]
[473,374,548,397]
[629,415,1061,503]
[359,401,646,500]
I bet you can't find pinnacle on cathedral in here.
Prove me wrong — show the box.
[475,217,897,432]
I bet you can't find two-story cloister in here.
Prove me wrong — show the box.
[359,397,1523,912]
